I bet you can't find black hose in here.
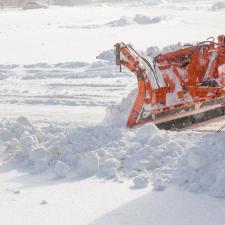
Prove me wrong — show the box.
[127,44,161,88]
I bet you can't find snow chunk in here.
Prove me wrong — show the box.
[175,134,225,197]
[133,175,149,189]
[101,158,121,178]
[29,146,48,162]
[54,161,70,179]
[131,160,151,171]
[34,159,48,173]
[20,134,38,151]
[153,178,166,191]
[16,116,32,127]
[77,152,101,177]
[135,123,159,143]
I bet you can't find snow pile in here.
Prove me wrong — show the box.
[1,100,225,197]
[133,14,162,25]
[210,1,225,11]
[0,92,224,196]
[0,113,188,191]
[175,132,225,197]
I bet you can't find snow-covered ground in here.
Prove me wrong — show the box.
[1,1,225,225]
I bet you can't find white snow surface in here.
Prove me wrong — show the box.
[1,1,225,225]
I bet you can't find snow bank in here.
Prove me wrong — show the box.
[1,99,225,197]
[0,111,186,189]
[175,133,225,197]
[0,91,188,191]
[0,87,224,197]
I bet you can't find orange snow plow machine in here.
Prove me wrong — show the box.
[115,35,225,130]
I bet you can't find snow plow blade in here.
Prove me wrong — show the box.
[115,35,225,129]
[153,97,225,130]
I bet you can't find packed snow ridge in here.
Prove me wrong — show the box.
[1,90,225,197]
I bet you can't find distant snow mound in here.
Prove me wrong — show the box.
[105,15,163,28]
[210,1,225,11]
[133,14,162,25]
[146,42,182,58]
[96,49,115,63]
[23,1,47,10]
[105,16,133,27]
[142,0,164,6]
[81,14,165,30]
